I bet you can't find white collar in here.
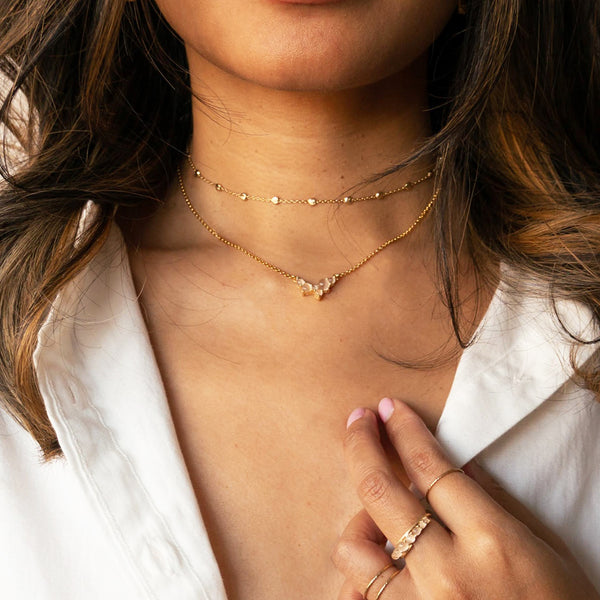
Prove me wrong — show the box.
[437,274,597,464]
[34,220,227,600]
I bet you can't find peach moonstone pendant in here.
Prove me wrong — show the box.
[295,275,338,300]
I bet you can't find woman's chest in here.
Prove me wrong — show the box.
[142,305,458,600]
[172,386,364,600]
[128,245,470,599]
[159,360,454,600]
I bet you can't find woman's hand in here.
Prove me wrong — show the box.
[332,398,599,600]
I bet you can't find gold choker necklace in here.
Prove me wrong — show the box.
[186,153,434,206]
[177,165,439,300]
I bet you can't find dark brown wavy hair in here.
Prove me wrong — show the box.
[1,0,599,459]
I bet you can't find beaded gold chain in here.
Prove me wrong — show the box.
[177,165,438,300]
[186,153,434,206]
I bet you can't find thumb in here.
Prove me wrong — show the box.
[463,459,570,557]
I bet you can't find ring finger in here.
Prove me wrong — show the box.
[343,409,451,563]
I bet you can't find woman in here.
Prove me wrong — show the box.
[0,0,599,598]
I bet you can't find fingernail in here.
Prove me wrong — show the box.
[378,397,395,423]
[346,407,366,429]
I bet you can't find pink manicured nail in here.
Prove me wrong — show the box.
[346,408,366,429]
[378,397,395,423]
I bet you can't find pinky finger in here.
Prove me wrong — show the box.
[332,510,419,599]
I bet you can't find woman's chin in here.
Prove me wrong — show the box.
[168,0,457,95]
[222,56,393,94]
[188,33,414,95]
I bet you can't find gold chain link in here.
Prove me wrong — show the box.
[177,164,439,295]
[186,153,434,206]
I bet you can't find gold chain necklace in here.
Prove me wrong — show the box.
[177,165,438,300]
[186,153,434,206]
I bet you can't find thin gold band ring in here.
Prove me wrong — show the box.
[375,569,401,599]
[363,563,395,598]
[425,467,465,504]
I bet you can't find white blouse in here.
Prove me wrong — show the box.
[0,219,599,599]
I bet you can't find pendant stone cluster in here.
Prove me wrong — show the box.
[296,275,338,300]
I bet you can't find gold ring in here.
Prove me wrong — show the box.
[424,467,465,504]
[375,568,401,599]
[363,563,394,598]
[390,512,431,561]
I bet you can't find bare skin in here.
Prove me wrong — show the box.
[121,0,495,598]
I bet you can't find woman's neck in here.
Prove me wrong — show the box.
[188,48,431,195]
[139,51,437,277]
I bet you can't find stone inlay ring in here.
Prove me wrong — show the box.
[390,513,432,561]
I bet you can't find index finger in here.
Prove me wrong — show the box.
[378,397,510,533]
